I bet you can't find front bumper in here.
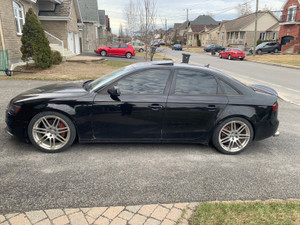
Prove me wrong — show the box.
[5,110,28,141]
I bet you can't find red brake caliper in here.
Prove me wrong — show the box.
[59,122,66,138]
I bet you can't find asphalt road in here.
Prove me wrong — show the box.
[1,64,300,214]
[158,47,300,106]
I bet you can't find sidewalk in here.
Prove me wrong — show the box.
[0,202,199,225]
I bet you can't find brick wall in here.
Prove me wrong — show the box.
[279,0,300,53]
[40,21,68,47]
[0,1,39,66]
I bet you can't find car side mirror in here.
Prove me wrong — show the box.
[108,86,120,96]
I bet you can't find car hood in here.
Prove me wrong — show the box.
[13,81,89,103]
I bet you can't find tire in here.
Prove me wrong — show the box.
[219,54,222,59]
[212,117,253,154]
[139,48,144,52]
[228,54,232,60]
[274,48,279,53]
[28,111,76,153]
[257,50,262,55]
[100,50,107,57]
[240,58,244,61]
[126,52,132,59]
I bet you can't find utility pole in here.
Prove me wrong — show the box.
[184,9,189,21]
[253,0,259,56]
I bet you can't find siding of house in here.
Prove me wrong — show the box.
[0,1,39,65]
[279,0,300,53]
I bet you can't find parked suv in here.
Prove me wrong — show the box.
[249,42,281,54]
[128,42,146,52]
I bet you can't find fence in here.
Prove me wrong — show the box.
[0,50,9,73]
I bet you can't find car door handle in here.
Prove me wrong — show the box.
[148,104,163,111]
[208,105,216,111]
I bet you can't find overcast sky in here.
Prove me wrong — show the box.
[97,0,285,34]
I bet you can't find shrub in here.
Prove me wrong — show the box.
[21,8,53,69]
[197,39,201,47]
[52,51,62,65]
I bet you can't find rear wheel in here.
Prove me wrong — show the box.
[240,58,244,61]
[219,54,222,59]
[274,48,279,53]
[28,111,76,153]
[257,49,262,55]
[139,48,144,52]
[126,52,132,59]
[212,117,253,154]
[100,50,107,57]
[228,54,232,60]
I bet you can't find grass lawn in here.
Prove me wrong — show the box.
[135,51,172,60]
[189,201,300,225]
[0,61,134,81]
[246,54,300,68]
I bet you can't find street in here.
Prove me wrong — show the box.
[1,56,300,215]
[158,47,300,106]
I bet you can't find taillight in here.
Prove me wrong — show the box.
[272,102,278,112]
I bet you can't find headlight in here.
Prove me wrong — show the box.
[7,102,21,115]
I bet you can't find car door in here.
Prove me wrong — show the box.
[120,44,129,56]
[162,69,228,141]
[109,44,120,55]
[92,68,173,140]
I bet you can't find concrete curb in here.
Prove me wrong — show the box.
[0,202,199,225]
[245,59,300,70]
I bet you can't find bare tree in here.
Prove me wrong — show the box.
[119,23,124,42]
[124,0,137,37]
[124,0,157,60]
[235,2,252,16]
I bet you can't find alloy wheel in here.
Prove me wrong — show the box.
[32,115,71,151]
[218,120,251,153]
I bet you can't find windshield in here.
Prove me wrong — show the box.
[87,65,134,91]
[256,42,267,48]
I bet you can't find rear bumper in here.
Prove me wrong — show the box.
[254,117,279,141]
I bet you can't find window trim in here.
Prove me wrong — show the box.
[287,5,297,22]
[13,1,25,35]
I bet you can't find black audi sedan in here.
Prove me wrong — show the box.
[6,61,279,154]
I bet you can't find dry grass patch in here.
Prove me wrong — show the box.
[189,201,300,225]
[246,54,300,68]
[0,61,134,81]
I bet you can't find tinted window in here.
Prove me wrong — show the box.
[219,80,240,95]
[117,69,171,95]
[111,44,119,48]
[233,48,242,51]
[120,44,129,48]
[174,70,218,95]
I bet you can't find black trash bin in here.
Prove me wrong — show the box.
[182,53,191,63]
[211,48,216,55]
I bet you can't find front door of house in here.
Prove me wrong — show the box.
[68,32,74,54]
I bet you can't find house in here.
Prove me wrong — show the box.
[176,15,219,45]
[98,10,112,46]
[278,0,300,53]
[218,11,279,50]
[187,24,219,46]
[0,0,82,73]
[78,0,100,52]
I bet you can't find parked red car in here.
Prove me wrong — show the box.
[219,48,245,60]
[95,43,135,59]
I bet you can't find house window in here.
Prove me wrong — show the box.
[95,26,98,39]
[235,32,238,39]
[240,32,245,40]
[287,6,297,22]
[13,1,25,35]
[273,32,276,40]
[260,32,266,40]
[221,32,224,40]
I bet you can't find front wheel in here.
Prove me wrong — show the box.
[126,52,132,59]
[257,49,262,55]
[100,50,107,57]
[28,111,76,153]
[274,48,279,53]
[139,48,144,52]
[212,117,253,154]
